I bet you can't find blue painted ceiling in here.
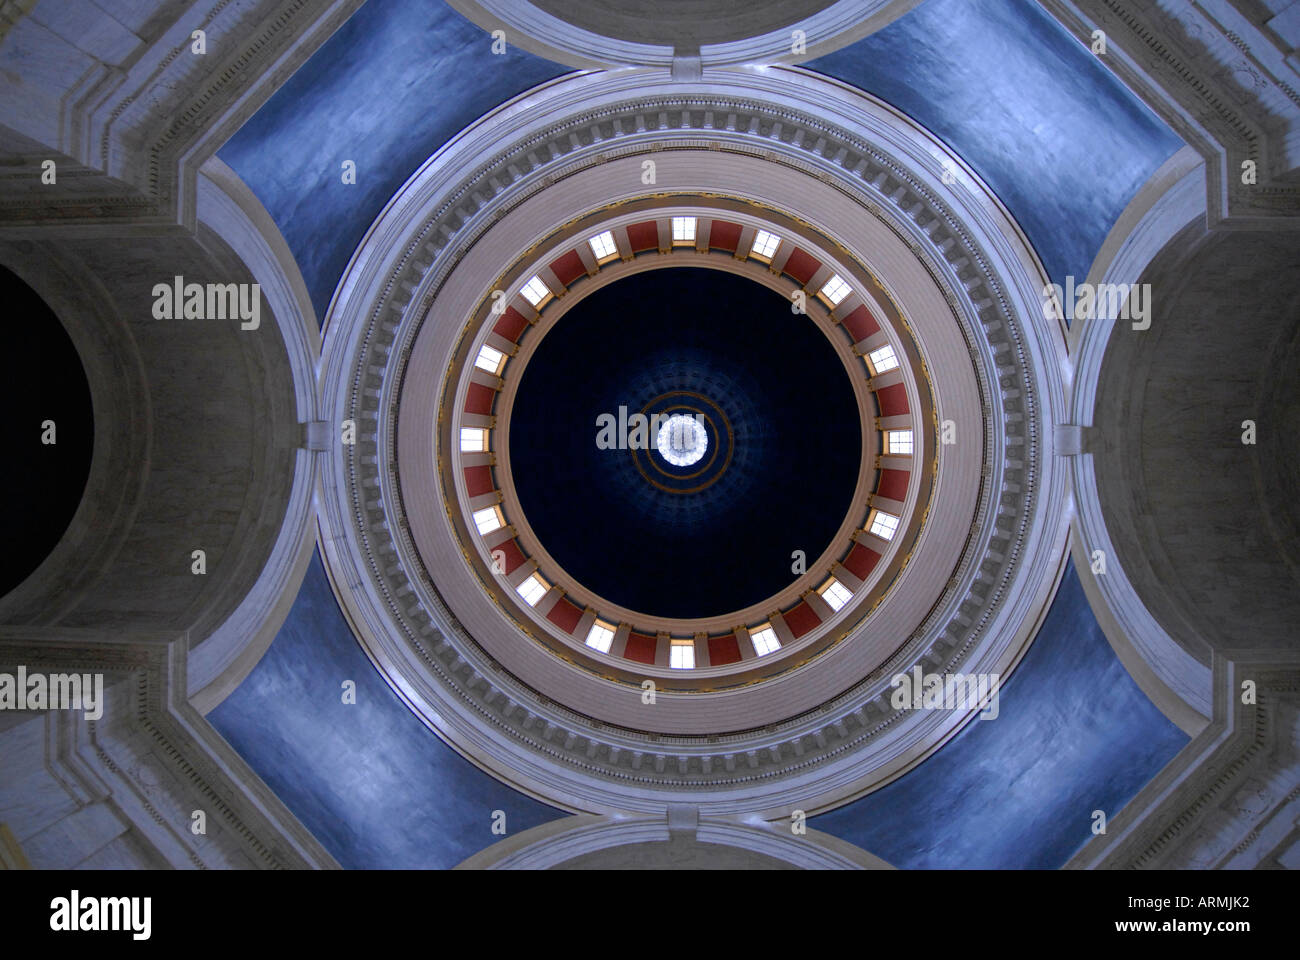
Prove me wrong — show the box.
[218,0,571,319]
[209,551,567,869]
[808,0,1184,296]
[509,267,861,618]
[812,560,1187,869]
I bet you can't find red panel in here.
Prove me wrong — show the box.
[492,539,526,575]
[783,601,822,639]
[463,465,494,497]
[549,250,586,287]
[841,304,881,343]
[492,306,529,343]
[708,220,742,252]
[624,632,657,665]
[843,543,882,581]
[464,382,496,415]
[876,383,909,417]
[547,597,583,634]
[708,633,742,666]
[626,220,659,252]
[782,248,821,286]
[878,468,910,502]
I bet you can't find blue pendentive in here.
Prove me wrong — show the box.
[218,0,570,320]
[208,550,567,869]
[807,0,1183,299]
[811,559,1188,868]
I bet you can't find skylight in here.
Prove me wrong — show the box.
[516,573,548,606]
[869,510,900,541]
[521,275,550,306]
[818,578,853,612]
[588,230,618,261]
[750,625,779,656]
[585,619,615,653]
[820,274,852,306]
[868,343,898,374]
[750,229,780,261]
[671,216,696,243]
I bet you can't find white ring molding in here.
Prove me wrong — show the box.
[317,66,1070,816]
[448,0,924,69]
[186,157,323,713]
[1069,144,1212,732]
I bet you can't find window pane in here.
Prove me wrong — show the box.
[585,620,615,653]
[750,625,779,656]
[670,642,695,669]
[886,429,913,455]
[820,274,851,306]
[869,511,900,541]
[474,344,505,374]
[868,343,898,374]
[516,574,547,606]
[521,276,550,306]
[671,216,696,242]
[588,230,617,260]
[819,578,853,612]
[460,427,487,452]
[751,229,780,260]
[473,506,502,535]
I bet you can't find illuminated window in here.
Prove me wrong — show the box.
[516,572,548,606]
[472,505,504,536]
[750,625,779,656]
[521,275,550,306]
[750,229,781,261]
[585,619,615,653]
[460,427,489,452]
[588,230,618,262]
[820,274,852,306]
[671,217,696,244]
[867,343,898,374]
[885,429,913,455]
[818,578,853,612]
[868,509,900,541]
[670,640,695,669]
[474,344,506,374]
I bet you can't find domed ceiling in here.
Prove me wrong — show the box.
[510,266,861,618]
[200,0,1205,869]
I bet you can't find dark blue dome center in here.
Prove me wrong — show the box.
[509,267,861,619]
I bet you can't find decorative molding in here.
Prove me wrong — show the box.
[1068,652,1300,869]
[0,0,364,231]
[1040,0,1300,226]
[0,628,339,869]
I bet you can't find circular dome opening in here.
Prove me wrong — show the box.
[508,266,862,620]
